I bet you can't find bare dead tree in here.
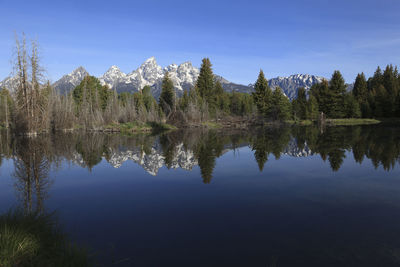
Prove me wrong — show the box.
[13,33,49,135]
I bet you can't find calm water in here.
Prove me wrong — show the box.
[1,125,400,266]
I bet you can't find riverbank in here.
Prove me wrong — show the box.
[286,118,383,126]
[101,122,177,134]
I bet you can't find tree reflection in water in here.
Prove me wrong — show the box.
[0,125,398,185]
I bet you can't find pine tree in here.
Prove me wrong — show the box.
[310,79,329,116]
[306,94,319,120]
[353,73,368,104]
[270,87,291,120]
[328,71,347,118]
[196,58,215,108]
[383,64,399,116]
[159,72,175,115]
[252,70,272,117]
[293,87,307,120]
[344,93,361,118]
[368,66,383,91]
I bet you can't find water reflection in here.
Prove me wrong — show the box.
[1,125,400,266]
[13,137,52,214]
[0,125,399,185]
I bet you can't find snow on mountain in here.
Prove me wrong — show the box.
[2,58,331,100]
[0,75,19,92]
[98,65,126,89]
[98,57,201,97]
[53,66,89,94]
[267,74,325,100]
[72,57,250,98]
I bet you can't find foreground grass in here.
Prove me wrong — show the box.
[326,118,381,126]
[0,210,91,267]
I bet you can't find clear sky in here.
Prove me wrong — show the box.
[0,0,399,84]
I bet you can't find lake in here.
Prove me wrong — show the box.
[1,125,400,266]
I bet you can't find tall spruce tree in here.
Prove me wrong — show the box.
[270,87,291,121]
[353,73,368,104]
[159,72,175,115]
[310,79,329,116]
[368,66,383,91]
[383,64,399,116]
[353,73,369,117]
[307,94,319,120]
[252,70,272,117]
[328,70,347,118]
[292,87,307,120]
[196,58,215,108]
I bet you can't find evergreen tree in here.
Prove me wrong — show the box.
[196,58,215,109]
[292,87,307,120]
[179,90,189,111]
[252,70,272,117]
[353,73,368,104]
[142,85,157,112]
[270,87,291,120]
[159,72,175,115]
[310,79,329,116]
[306,94,319,120]
[383,64,399,116]
[373,84,388,117]
[368,66,383,91]
[327,71,347,118]
[344,93,361,118]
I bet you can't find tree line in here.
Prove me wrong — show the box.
[0,35,399,134]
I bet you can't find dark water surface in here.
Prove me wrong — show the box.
[1,125,400,266]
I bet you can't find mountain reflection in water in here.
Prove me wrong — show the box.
[1,125,399,182]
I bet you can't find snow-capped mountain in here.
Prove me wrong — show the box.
[53,66,89,94]
[52,57,253,97]
[2,58,330,100]
[0,75,19,92]
[267,74,325,100]
[99,57,201,97]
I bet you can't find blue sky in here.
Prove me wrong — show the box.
[0,0,399,84]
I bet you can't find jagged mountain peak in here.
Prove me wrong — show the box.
[139,57,159,70]
[53,67,89,94]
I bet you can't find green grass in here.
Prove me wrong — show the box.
[285,120,313,126]
[326,118,381,126]
[0,210,91,267]
[105,121,176,134]
[201,121,222,129]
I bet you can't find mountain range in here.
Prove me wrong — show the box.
[0,57,328,100]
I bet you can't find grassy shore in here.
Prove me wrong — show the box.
[285,118,382,126]
[201,121,222,129]
[0,210,91,267]
[326,118,381,126]
[103,121,176,134]
[285,120,313,126]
